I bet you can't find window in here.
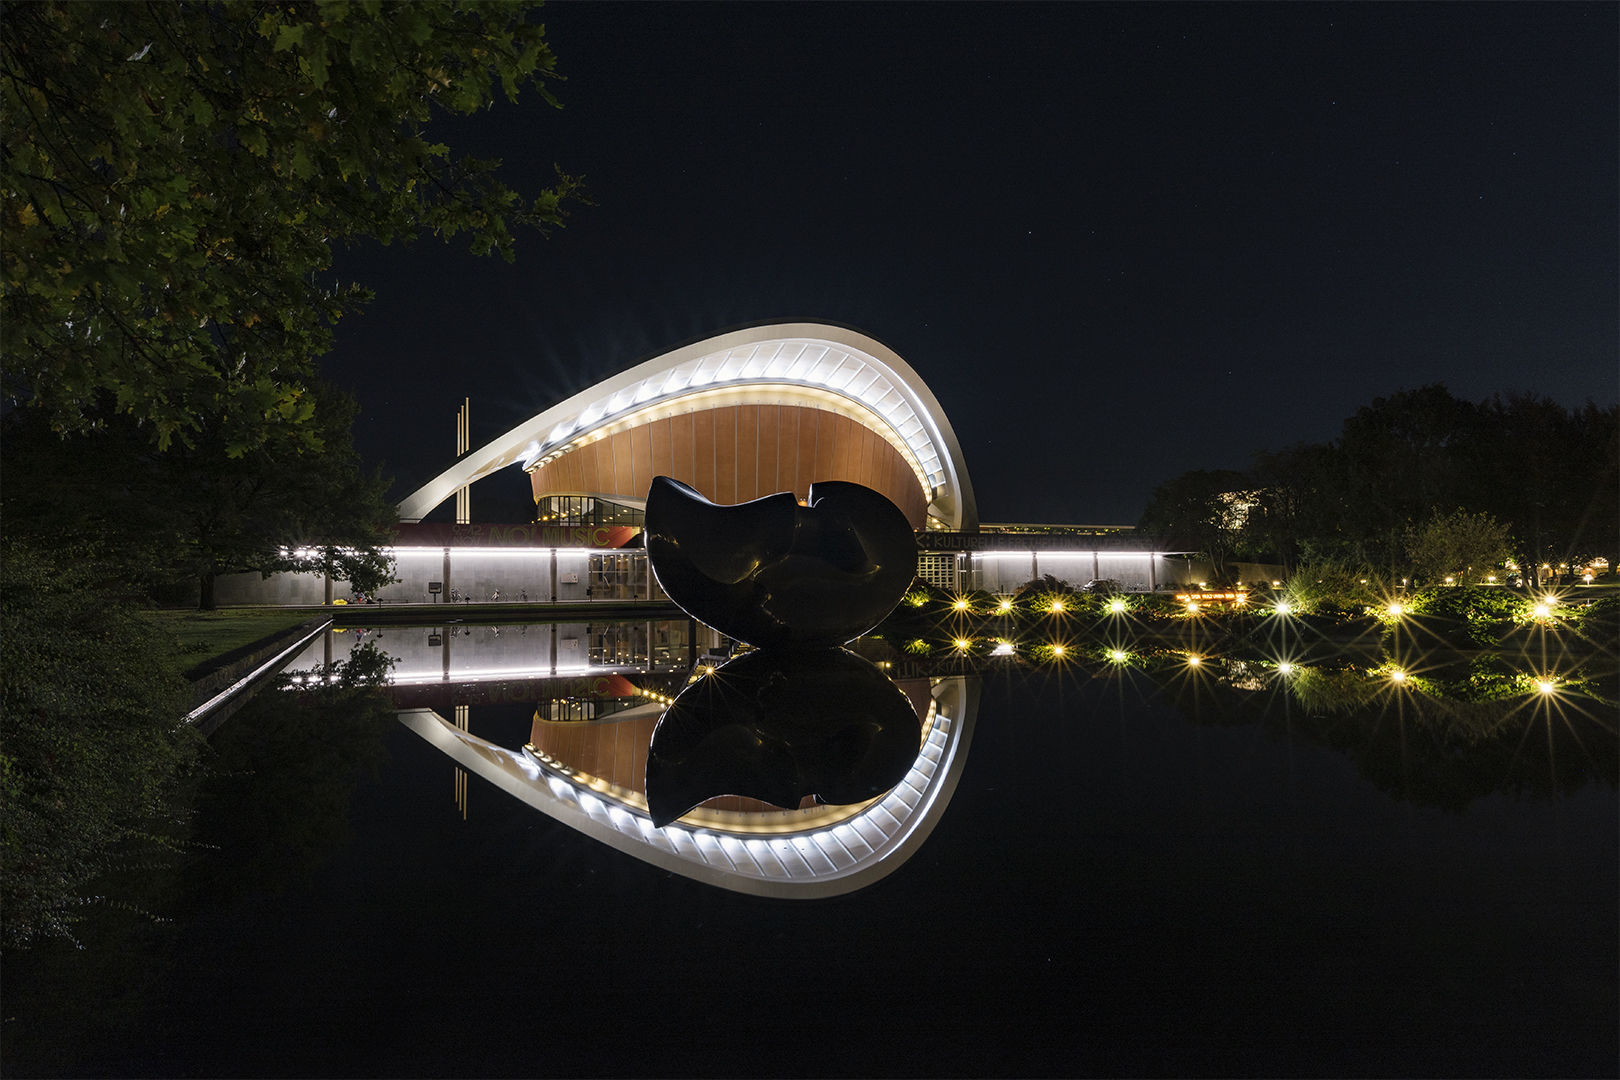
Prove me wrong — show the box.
[917,552,958,591]
[535,495,645,529]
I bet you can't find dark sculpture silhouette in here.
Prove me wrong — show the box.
[644,647,922,828]
[644,476,915,649]
[641,476,923,825]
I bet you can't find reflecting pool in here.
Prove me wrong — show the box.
[3,617,1614,1077]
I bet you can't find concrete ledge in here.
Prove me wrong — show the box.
[186,617,332,735]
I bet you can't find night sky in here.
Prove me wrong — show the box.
[325,3,1617,526]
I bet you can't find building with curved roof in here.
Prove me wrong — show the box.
[397,322,978,532]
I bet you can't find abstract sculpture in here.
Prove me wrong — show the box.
[643,477,921,826]
[643,477,916,649]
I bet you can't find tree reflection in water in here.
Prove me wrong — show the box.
[875,593,1616,812]
[1149,651,1616,810]
[2,644,398,1074]
[188,642,398,903]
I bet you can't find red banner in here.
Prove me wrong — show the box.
[394,523,639,549]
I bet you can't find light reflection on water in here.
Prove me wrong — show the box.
[289,614,1616,816]
[7,617,1615,1076]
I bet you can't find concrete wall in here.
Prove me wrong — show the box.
[212,549,645,607]
[967,552,1171,593]
[1157,558,1288,587]
[286,621,607,680]
[214,570,351,606]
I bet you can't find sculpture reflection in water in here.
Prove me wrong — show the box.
[644,648,921,827]
[389,476,975,898]
[642,477,920,826]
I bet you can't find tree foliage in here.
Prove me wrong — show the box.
[1135,468,1251,580]
[1139,386,1619,583]
[2,0,580,454]
[0,543,201,948]
[2,380,397,608]
[1404,510,1514,584]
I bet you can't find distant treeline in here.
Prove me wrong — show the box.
[1138,386,1618,583]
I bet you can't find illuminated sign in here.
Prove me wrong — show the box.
[1175,591,1248,604]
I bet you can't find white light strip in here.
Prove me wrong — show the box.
[971,550,1163,559]
[386,546,614,557]
[384,664,603,686]
[187,619,332,724]
[394,324,977,532]
[396,677,973,897]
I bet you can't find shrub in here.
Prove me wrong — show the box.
[1407,584,1526,623]
[1282,561,1387,614]
[1,544,200,948]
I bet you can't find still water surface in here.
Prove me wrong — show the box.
[7,619,1616,1077]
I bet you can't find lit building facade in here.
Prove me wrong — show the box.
[396,321,979,532]
[216,322,1201,606]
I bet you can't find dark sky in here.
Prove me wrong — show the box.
[326,2,1617,526]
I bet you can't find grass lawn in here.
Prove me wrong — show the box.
[149,608,321,668]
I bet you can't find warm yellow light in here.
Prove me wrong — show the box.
[1050,600,1065,613]
[1275,602,1293,615]
[1445,576,1454,583]
[1108,649,1128,662]
[1387,603,1404,617]
[1532,603,1550,618]
[1390,670,1406,682]
[953,599,970,612]
[1487,575,1496,582]
[1536,680,1555,694]
[1272,580,1281,587]
[1050,644,1066,657]
[1277,662,1295,675]
[1197,581,1207,588]
[1107,598,1127,613]
[954,638,971,651]
[1186,602,1199,613]
[1187,655,1201,666]
[997,600,1013,613]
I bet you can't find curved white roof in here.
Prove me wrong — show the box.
[397,676,979,898]
[397,323,978,530]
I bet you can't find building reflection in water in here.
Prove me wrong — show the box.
[401,673,977,898]
[285,620,980,896]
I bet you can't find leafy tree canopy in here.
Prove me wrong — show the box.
[1404,509,1514,585]
[1141,386,1618,581]
[1135,468,1251,579]
[2,0,580,455]
[2,380,397,608]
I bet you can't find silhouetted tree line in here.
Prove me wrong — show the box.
[1138,386,1619,583]
[1,382,397,609]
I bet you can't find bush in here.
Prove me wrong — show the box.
[1572,595,1620,640]
[1407,584,1526,623]
[1282,561,1387,614]
[1,544,201,948]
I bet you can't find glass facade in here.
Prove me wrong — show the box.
[586,619,691,670]
[535,495,645,529]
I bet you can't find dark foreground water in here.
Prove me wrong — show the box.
[6,642,1616,1078]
